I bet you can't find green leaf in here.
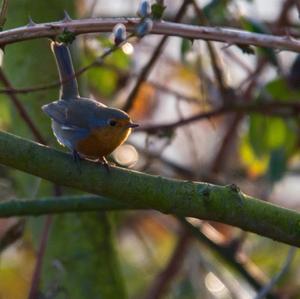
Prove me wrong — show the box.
[249,114,268,157]
[180,38,193,62]
[240,17,278,66]
[267,147,287,183]
[57,29,76,44]
[83,39,131,98]
[88,67,118,97]
[203,0,231,24]
[264,78,300,101]
[248,115,296,157]
[247,113,296,180]
[151,3,166,20]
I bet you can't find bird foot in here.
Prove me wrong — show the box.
[98,157,110,173]
[72,150,82,173]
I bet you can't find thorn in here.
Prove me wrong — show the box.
[202,188,210,198]
[228,183,240,193]
[62,10,72,22]
[0,45,6,53]
[27,16,36,27]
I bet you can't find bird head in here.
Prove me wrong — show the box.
[92,107,138,150]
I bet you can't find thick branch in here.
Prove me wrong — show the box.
[1,18,300,52]
[0,131,300,246]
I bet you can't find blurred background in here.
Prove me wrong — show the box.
[0,0,300,298]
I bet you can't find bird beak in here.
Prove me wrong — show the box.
[127,122,139,128]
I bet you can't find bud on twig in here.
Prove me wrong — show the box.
[135,18,153,38]
[137,0,151,18]
[113,23,127,45]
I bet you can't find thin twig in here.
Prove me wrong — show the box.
[123,0,191,112]
[295,0,300,19]
[255,247,296,299]
[27,216,53,299]
[143,230,191,299]
[180,218,279,299]
[0,68,57,299]
[276,0,295,27]
[0,68,46,143]
[27,188,62,299]
[137,100,300,134]
[0,35,132,95]
[191,0,230,104]
[0,0,8,28]
[211,0,296,174]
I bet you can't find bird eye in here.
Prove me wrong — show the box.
[108,119,117,126]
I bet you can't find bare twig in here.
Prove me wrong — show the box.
[180,218,278,299]
[295,0,300,19]
[0,0,8,28]
[143,230,191,299]
[0,69,58,299]
[123,0,191,112]
[276,0,295,26]
[0,19,299,52]
[255,247,296,299]
[137,100,300,134]
[27,216,53,299]
[210,0,290,173]
[0,69,46,143]
[191,0,230,103]
[0,37,130,95]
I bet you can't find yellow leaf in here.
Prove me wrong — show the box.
[240,137,269,179]
[0,240,36,299]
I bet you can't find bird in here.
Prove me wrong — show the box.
[42,42,138,168]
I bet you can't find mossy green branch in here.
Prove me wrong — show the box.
[0,130,300,247]
[0,195,129,216]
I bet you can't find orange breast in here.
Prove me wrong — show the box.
[76,127,131,158]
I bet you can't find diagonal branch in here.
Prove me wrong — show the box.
[0,0,8,29]
[143,230,191,299]
[123,0,190,112]
[0,69,46,143]
[0,131,300,247]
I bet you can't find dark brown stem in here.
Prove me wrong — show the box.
[180,219,279,299]
[191,0,230,104]
[0,68,46,144]
[0,69,59,299]
[137,99,300,134]
[143,230,191,299]
[0,0,8,28]
[276,0,295,27]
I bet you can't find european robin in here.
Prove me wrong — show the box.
[42,42,138,167]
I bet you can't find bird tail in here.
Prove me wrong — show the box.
[51,41,79,100]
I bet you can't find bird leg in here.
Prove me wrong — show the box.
[72,149,82,173]
[98,156,110,173]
